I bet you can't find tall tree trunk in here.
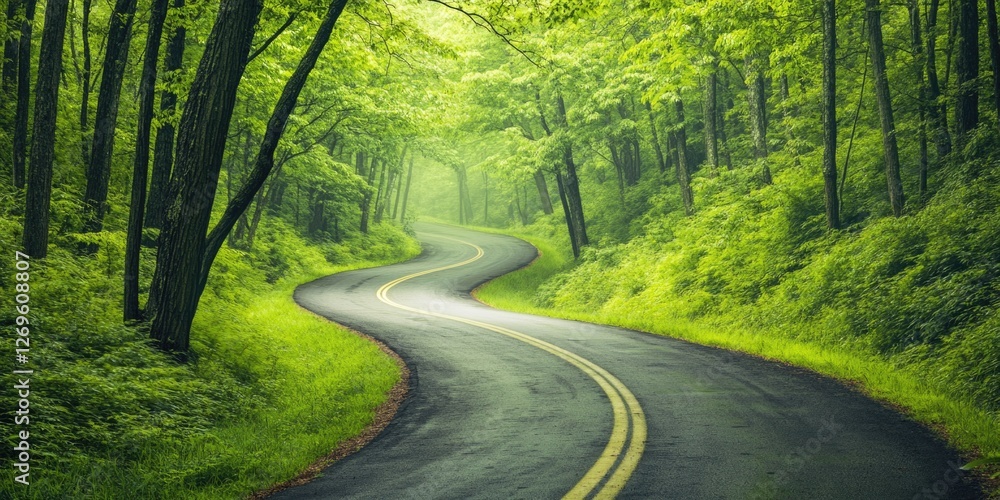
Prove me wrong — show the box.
[703,66,719,175]
[532,168,553,214]
[555,93,588,250]
[79,0,92,167]
[11,0,36,189]
[866,0,906,217]
[717,71,733,171]
[555,172,580,259]
[955,0,979,141]
[82,0,137,235]
[22,0,69,258]
[645,101,667,174]
[745,55,769,160]
[146,0,264,353]
[822,0,840,229]
[373,156,388,223]
[925,0,951,158]
[988,0,1000,127]
[745,54,771,184]
[145,0,186,229]
[673,100,694,216]
[910,0,930,196]
[376,143,405,224]
[360,155,377,233]
[399,156,414,221]
[124,0,169,322]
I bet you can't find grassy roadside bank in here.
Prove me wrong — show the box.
[473,228,1000,494]
[0,221,420,499]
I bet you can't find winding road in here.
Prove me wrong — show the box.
[274,223,982,499]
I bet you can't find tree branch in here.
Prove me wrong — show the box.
[247,10,299,64]
[425,0,540,67]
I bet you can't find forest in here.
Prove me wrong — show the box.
[1,0,999,497]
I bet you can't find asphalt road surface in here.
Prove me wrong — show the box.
[275,222,982,499]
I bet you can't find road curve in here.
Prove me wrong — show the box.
[274,222,982,499]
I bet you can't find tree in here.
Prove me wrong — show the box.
[822,0,839,229]
[199,0,349,299]
[124,0,171,321]
[954,0,979,141]
[83,0,138,235]
[11,0,36,189]
[673,99,694,216]
[77,0,93,167]
[988,0,1000,128]
[22,0,69,257]
[924,0,951,158]
[745,53,772,184]
[703,63,719,175]
[145,0,186,230]
[909,0,930,196]
[146,0,265,353]
[865,0,905,217]
[555,92,588,255]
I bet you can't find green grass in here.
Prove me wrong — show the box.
[474,230,1000,491]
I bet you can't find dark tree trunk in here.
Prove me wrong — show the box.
[11,0,37,189]
[866,0,906,217]
[124,0,170,322]
[555,172,579,259]
[22,0,68,258]
[745,55,769,160]
[374,155,388,223]
[555,94,588,250]
[745,54,771,184]
[533,168,553,214]
[925,0,951,158]
[145,0,186,229]
[375,143,404,225]
[79,0,92,168]
[146,0,264,353]
[988,0,1000,127]
[910,0,930,196]
[82,0,138,235]
[718,68,734,170]
[703,66,719,175]
[954,0,979,140]
[673,100,694,216]
[245,182,271,249]
[360,155,376,233]
[645,102,667,174]
[399,156,414,221]
[822,0,840,229]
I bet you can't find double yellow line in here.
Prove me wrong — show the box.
[375,235,646,499]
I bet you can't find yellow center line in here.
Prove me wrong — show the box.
[375,234,646,499]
